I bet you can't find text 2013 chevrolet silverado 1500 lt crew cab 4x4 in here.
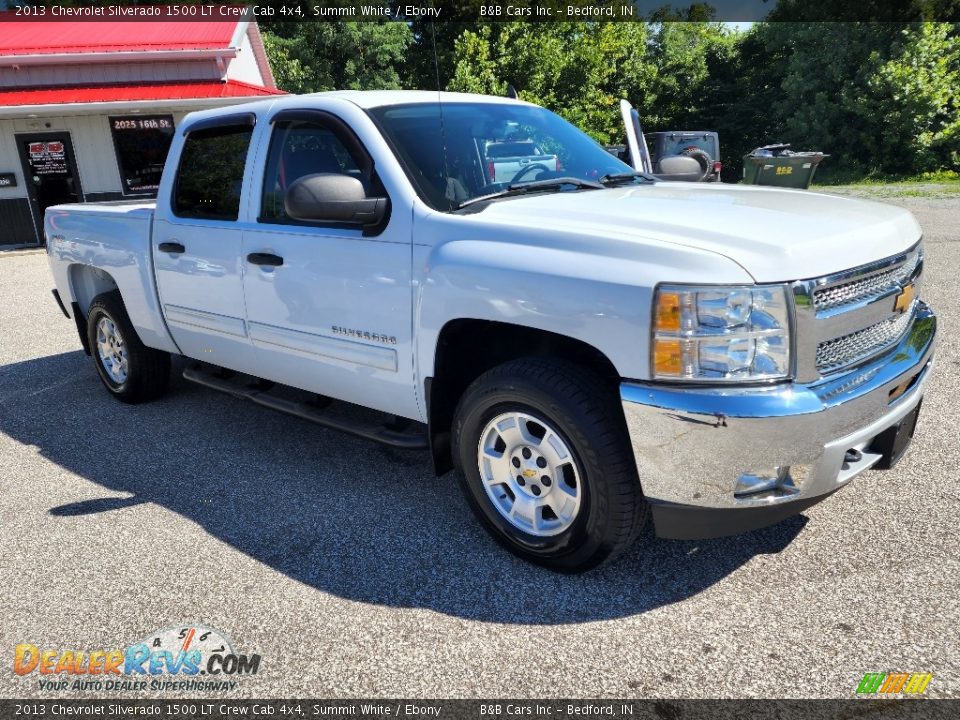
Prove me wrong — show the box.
[45,91,937,572]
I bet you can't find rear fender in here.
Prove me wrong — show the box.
[68,264,118,317]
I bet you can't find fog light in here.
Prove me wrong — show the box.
[735,466,791,498]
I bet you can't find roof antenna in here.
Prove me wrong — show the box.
[430,23,453,209]
[506,84,519,99]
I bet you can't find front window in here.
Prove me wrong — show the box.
[369,102,634,211]
[260,120,368,223]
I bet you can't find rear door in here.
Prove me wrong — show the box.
[152,114,260,372]
[240,107,417,419]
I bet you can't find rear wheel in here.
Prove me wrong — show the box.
[87,291,170,404]
[452,358,647,573]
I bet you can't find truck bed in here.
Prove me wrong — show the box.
[45,200,177,354]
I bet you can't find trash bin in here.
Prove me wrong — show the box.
[742,143,827,189]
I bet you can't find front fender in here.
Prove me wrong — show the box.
[415,240,648,382]
[414,231,751,388]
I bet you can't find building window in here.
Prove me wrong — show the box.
[109,115,175,196]
[173,125,253,221]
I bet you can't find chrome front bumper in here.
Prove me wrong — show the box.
[621,303,937,539]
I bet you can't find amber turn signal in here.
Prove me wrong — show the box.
[653,338,682,376]
[654,291,682,332]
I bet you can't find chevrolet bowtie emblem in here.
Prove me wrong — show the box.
[894,283,915,314]
[522,469,538,478]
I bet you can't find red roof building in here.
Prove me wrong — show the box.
[0,17,285,246]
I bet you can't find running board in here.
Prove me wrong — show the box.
[182,364,428,450]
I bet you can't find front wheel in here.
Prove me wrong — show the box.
[87,291,170,404]
[452,358,647,573]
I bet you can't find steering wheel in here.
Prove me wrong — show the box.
[510,163,552,184]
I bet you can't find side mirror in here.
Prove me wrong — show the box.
[284,173,388,226]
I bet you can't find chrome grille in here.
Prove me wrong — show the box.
[816,306,915,373]
[813,248,920,311]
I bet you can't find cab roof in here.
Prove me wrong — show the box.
[312,90,529,109]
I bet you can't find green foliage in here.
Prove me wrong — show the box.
[742,22,960,177]
[449,25,505,96]
[260,20,960,180]
[449,23,727,145]
[641,22,736,127]
[262,20,412,94]
[918,169,960,182]
[866,23,960,173]
[262,32,308,95]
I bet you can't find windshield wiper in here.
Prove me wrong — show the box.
[598,171,658,186]
[456,176,605,210]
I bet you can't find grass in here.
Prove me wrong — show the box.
[812,169,960,186]
[811,170,960,199]
[815,183,960,199]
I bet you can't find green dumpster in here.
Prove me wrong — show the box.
[742,144,827,189]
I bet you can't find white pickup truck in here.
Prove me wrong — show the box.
[45,91,937,572]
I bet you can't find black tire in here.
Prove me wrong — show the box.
[86,290,170,404]
[452,358,647,573]
[681,147,713,182]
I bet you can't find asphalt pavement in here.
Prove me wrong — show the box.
[1,193,958,699]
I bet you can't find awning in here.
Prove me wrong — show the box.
[0,20,242,55]
[0,79,284,106]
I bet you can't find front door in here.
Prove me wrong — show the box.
[241,108,417,419]
[16,132,84,245]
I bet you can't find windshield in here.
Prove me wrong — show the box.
[368,102,635,211]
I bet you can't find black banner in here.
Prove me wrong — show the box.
[4,0,960,23]
[1,700,958,720]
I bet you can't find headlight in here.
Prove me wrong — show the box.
[651,284,791,382]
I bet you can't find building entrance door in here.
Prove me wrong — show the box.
[16,132,84,245]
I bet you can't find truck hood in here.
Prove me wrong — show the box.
[470,182,921,283]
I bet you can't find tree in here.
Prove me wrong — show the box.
[262,31,308,94]
[258,17,960,180]
[681,26,786,180]
[262,21,412,94]
[864,22,960,173]
[448,23,655,144]
[746,22,960,177]
[641,22,735,128]
[446,21,735,145]
[448,25,504,96]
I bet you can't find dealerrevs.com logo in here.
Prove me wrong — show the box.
[13,625,260,692]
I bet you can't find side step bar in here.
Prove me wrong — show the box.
[182,364,428,450]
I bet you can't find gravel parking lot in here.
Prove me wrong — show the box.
[1,193,958,700]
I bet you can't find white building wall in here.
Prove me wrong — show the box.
[0,110,195,199]
[225,30,266,85]
[0,118,28,201]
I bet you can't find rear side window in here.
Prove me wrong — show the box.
[173,125,253,220]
